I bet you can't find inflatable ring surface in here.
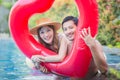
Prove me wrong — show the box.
[9,0,98,77]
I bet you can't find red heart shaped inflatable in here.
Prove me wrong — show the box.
[9,0,98,77]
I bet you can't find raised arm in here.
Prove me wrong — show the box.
[80,27,108,73]
[89,40,108,73]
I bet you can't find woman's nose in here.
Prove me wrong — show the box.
[44,32,49,37]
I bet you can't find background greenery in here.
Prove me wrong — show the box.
[0,0,120,47]
[97,0,120,48]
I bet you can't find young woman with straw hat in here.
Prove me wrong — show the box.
[30,18,68,63]
[26,18,69,80]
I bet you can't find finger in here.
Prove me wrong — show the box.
[36,59,40,62]
[40,66,44,72]
[39,56,45,62]
[81,29,86,37]
[42,67,46,73]
[88,27,91,35]
[34,58,38,62]
[45,68,48,73]
[31,56,39,62]
[37,58,43,62]
[80,34,84,40]
[81,29,87,37]
[35,56,43,61]
[83,28,88,36]
[31,59,35,62]
[40,66,46,73]
[34,62,40,69]
[43,68,46,73]
[31,57,36,63]
[39,56,44,59]
[33,58,39,63]
[40,59,45,62]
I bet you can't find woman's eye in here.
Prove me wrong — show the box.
[69,26,73,29]
[40,31,44,34]
[47,29,51,32]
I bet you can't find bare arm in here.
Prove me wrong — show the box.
[89,40,108,73]
[30,37,68,73]
[32,37,68,63]
[44,37,68,62]
[80,27,108,73]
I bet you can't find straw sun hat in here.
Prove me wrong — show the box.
[30,18,61,35]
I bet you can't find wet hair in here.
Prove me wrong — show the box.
[37,25,58,53]
[62,16,78,26]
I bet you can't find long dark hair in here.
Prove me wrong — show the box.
[37,25,59,53]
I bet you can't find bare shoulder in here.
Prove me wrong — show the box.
[61,36,68,44]
[58,33,66,42]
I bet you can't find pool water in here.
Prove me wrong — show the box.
[0,39,59,80]
[0,38,120,80]
[106,54,120,64]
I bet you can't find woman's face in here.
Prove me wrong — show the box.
[39,26,54,44]
[63,20,76,41]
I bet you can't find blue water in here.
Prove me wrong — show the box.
[0,38,30,80]
[0,38,120,80]
[0,39,60,80]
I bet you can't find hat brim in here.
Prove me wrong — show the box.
[30,22,61,35]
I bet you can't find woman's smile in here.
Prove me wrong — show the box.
[39,26,54,44]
